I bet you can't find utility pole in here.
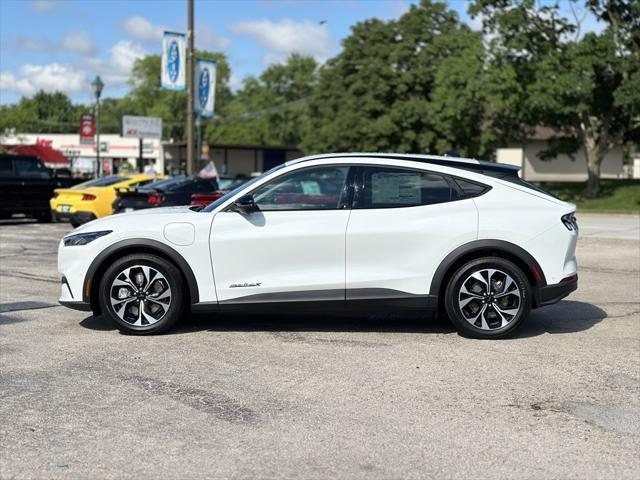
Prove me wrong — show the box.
[186,0,195,175]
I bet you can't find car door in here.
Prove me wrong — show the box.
[345,165,478,302]
[0,156,19,214]
[14,157,54,210]
[210,165,352,304]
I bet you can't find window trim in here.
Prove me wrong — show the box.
[352,165,491,210]
[224,164,356,213]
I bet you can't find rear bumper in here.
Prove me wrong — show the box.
[536,275,578,307]
[52,209,96,225]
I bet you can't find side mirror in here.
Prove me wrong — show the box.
[232,194,258,213]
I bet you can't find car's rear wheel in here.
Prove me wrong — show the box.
[445,257,532,339]
[99,254,186,334]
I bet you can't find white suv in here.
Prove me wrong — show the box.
[58,153,578,339]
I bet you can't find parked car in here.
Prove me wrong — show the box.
[112,176,219,213]
[49,168,85,189]
[190,176,248,207]
[58,153,578,338]
[1,153,57,222]
[51,174,159,227]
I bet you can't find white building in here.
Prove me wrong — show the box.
[1,132,163,175]
[496,128,624,182]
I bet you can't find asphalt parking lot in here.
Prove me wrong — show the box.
[1,214,639,479]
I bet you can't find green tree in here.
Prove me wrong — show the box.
[301,0,486,157]
[206,54,317,146]
[471,0,640,198]
[0,90,81,133]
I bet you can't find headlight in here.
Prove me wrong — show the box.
[63,230,112,246]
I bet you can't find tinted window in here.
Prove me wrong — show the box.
[16,158,50,179]
[252,166,349,211]
[358,167,453,208]
[73,175,129,188]
[0,158,12,176]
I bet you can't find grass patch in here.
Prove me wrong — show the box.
[541,180,640,214]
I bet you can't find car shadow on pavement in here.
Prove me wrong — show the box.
[80,311,455,335]
[79,300,606,337]
[516,300,607,338]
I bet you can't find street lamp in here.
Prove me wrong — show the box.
[91,75,104,177]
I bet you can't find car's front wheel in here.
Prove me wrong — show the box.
[445,257,532,339]
[99,254,186,334]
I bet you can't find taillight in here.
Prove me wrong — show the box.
[147,194,163,204]
[561,213,578,231]
[82,194,96,201]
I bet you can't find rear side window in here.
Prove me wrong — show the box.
[0,158,13,176]
[357,167,454,209]
[453,178,489,198]
[16,158,50,179]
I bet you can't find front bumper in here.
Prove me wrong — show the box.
[59,300,92,311]
[536,275,578,307]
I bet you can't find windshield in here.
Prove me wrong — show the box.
[73,175,129,189]
[202,164,286,212]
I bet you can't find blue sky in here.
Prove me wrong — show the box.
[0,0,602,105]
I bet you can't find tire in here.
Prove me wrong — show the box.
[99,253,186,335]
[35,211,52,223]
[70,219,82,228]
[444,257,532,339]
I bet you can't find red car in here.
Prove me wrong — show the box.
[190,176,248,207]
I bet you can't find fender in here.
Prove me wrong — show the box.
[83,238,200,304]
[428,239,547,296]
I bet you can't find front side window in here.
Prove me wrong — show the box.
[357,167,455,209]
[16,158,50,179]
[252,166,349,211]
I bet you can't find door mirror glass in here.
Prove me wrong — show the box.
[233,194,258,212]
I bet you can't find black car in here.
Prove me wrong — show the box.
[112,176,219,213]
[0,153,56,221]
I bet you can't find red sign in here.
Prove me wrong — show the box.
[80,113,95,145]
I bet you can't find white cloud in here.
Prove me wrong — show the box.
[12,31,95,56]
[83,40,148,87]
[231,18,331,59]
[197,24,231,50]
[0,64,86,96]
[120,15,166,43]
[60,31,95,55]
[228,73,244,92]
[30,0,60,12]
[262,51,286,66]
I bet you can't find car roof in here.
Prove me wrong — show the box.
[286,152,521,178]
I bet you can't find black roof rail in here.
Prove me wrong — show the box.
[287,153,521,179]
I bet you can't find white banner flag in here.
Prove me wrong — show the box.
[194,59,217,117]
[161,31,186,91]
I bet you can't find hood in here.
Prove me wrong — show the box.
[72,206,199,234]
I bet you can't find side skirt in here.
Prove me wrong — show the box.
[191,290,438,314]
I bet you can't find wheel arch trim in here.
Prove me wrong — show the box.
[429,239,547,297]
[83,238,199,305]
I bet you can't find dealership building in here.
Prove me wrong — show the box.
[1,132,162,175]
[1,131,303,178]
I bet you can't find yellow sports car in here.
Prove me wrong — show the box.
[51,174,161,227]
